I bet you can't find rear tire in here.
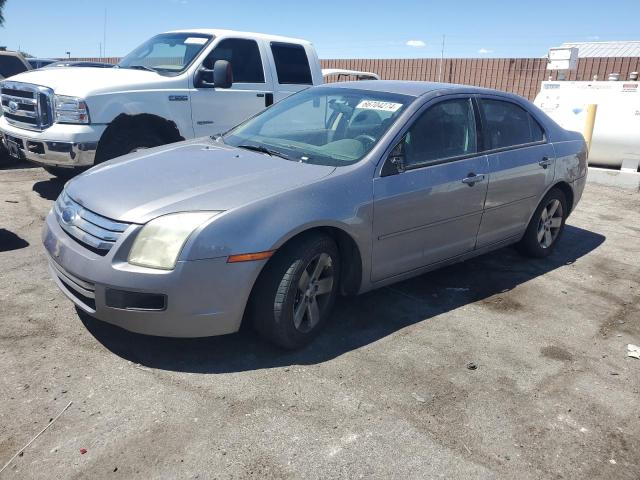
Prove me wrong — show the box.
[517,188,567,258]
[250,233,340,349]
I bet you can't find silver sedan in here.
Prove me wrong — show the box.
[43,81,587,349]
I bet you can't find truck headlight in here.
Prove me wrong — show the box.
[128,212,220,270]
[54,95,90,124]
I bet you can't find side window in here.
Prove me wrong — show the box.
[270,42,312,85]
[403,98,477,167]
[205,39,265,83]
[480,99,545,150]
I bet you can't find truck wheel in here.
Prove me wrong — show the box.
[517,188,567,258]
[95,127,165,164]
[250,233,340,350]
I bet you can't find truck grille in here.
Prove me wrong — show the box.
[54,191,131,255]
[1,81,54,131]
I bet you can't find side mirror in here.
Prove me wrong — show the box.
[195,60,233,89]
[212,60,233,88]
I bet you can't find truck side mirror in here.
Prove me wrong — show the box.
[195,60,233,89]
[213,60,233,89]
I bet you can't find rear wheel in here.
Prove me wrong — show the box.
[517,188,567,258]
[251,233,340,349]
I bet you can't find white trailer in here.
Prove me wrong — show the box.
[534,80,640,171]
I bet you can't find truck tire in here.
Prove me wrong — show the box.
[250,232,340,349]
[95,126,165,164]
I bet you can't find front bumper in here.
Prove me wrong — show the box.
[42,210,263,337]
[0,117,105,168]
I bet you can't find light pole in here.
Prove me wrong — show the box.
[66,51,71,59]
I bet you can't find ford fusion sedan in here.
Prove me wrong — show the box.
[43,81,587,349]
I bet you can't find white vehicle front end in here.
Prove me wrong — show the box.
[0,80,105,167]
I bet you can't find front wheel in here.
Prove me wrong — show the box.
[250,233,340,349]
[517,188,567,258]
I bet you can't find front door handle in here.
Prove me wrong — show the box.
[539,157,553,169]
[462,173,486,186]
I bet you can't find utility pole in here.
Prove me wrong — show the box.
[103,8,107,59]
[438,34,446,82]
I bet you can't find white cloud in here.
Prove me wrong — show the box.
[478,48,493,55]
[406,40,426,48]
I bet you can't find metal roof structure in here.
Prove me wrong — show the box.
[560,41,640,58]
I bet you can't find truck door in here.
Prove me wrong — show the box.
[190,38,275,136]
[265,42,316,103]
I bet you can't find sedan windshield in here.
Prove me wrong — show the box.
[118,33,212,73]
[223,87,413,166]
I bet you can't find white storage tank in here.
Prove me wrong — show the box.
[534,80,640,169]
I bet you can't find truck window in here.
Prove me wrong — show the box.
[270,42,312,85]
[205,39,265,83]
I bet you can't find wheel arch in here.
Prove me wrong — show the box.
[95,113,184,161]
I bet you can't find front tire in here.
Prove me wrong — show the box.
[95,127,164,164]
[251,233,340,349]
[517,188,567,258]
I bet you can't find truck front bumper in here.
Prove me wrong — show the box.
[0,117,106,168]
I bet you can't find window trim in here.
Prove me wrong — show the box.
[382,95,482,174]
[201,37,266,84]
[269,41,313,85]
[475,95,548,154]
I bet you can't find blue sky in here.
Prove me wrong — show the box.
[1,0,637,59]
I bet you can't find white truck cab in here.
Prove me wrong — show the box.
[0,29,326,174]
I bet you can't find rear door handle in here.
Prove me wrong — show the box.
[462,173,486,186]
[539,157,553,169]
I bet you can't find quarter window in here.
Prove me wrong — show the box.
[205,39,265,83]
[270,42,313,85]
[403,98,477,167]
[480,99,544,150]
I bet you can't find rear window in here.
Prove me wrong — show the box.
[480,99,545,150]
[270,42,312,85]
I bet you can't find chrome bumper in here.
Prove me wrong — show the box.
[0,130,97,167]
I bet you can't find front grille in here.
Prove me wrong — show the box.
[54,191,131,255]
[49,258,96,311]
[0,81,54,131]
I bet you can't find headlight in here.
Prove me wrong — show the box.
[128,212,220,270]
[54,95,90,124]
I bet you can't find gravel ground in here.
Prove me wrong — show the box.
[0,161,638,479]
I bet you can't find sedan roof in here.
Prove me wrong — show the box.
[323,80,503,98]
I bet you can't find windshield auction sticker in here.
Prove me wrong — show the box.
[184,37,208,45]
[356,100,403,112]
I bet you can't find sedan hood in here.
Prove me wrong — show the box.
[65,139,335,224]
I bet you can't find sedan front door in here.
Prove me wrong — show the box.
[372,96,489,282]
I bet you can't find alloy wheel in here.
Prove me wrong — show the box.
[292,253,334,333]
[537,199,563,249]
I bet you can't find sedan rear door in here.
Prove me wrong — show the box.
[475,96,555,248]
[372,96,489,282]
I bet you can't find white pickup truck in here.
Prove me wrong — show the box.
[0,29,371,175]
